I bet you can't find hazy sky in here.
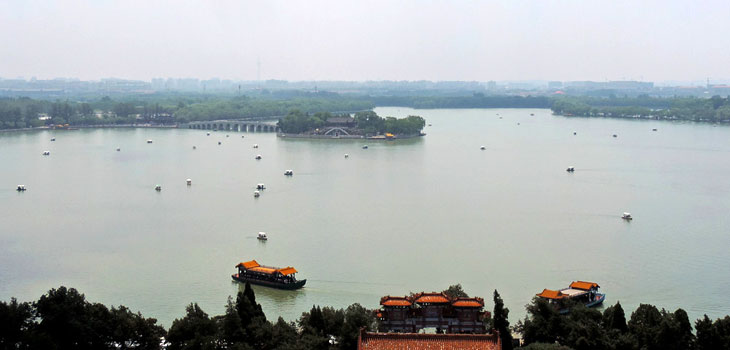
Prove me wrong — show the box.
[2,0,729,82]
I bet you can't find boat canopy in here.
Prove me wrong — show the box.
[278,267,298,275]
[237,260,297,275]
[570,281,600,291]
[239,260,260,269]
[537,289,566,300]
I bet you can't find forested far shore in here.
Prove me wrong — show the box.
[0,95,374,130]
[551,95,730,123]
[2,94,730,131]
[3,285,730,349]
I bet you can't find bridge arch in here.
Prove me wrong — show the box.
[324,127,350,136]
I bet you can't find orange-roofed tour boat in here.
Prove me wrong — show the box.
[536,281,605,314]
[232,259,306,290]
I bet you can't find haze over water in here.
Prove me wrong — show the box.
[1,107,729,327]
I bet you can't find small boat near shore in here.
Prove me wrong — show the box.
[622,212,633,220]
[257,232,268,241]
[537,281,605,314]
[284,170,293,176]
[16,185,26,192]
[232,260,306,290]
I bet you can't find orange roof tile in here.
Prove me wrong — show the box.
[238,260,260,269]
[277,267,297,275]
[452,298,484,308]
[250,266,276,274]
[536,289,566,300]
[414,292,450,304]
[570,281,599,290]
[381,296,412,307]
[359,332,501,350]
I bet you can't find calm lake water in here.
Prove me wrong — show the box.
[2,107,730,327]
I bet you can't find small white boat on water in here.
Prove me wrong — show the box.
[16,185,26,192]
[344,154,349,158]
[253,144,259,148]
[192,146,196,149]
[573,131,577,135]
[147,140,153,144]
[622,212,633,220]
[566,166,575,172]
[116,147,121,151]
[186,179,192,186]
[50,138,56,141]
[155,185,162,191]
[257,232,268,241]
[612,134,618,138]
[255,155,262,160]
[284,170,294,176]
[207,132,210,136]
[42,151,50,155]
[218,141,222,145]
[253,190,260,197]
[480,146,486,150]
[362,145,368,149]
[256,183,266,190]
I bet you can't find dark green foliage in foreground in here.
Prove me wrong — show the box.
[521,343,575,350]
[493,290,514,350]
[517,298,708,350]
[0,286,165,349]
[0,284,376,350]
[5,284,730,349]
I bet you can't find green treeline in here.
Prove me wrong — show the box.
[3,285,730,349]
[518,298,730,350]
[4,93,730,131]
[277,110,426,136]
[551,95,730,122]
[0,95,373,130]
[0,284,377,350]
[370,94,551,109]
[174,96,373,123]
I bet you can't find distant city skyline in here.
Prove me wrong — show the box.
[2,1,729,82]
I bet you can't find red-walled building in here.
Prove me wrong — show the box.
[377,292,489,334]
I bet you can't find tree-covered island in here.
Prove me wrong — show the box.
[277,110,426,138]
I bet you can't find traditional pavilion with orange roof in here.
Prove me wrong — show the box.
[536,281,605,313]
[378,292,489,334]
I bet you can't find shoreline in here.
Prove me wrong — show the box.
[0,124,178,133]
[277,132,425,140]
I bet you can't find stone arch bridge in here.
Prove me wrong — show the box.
[182,120,279,133]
